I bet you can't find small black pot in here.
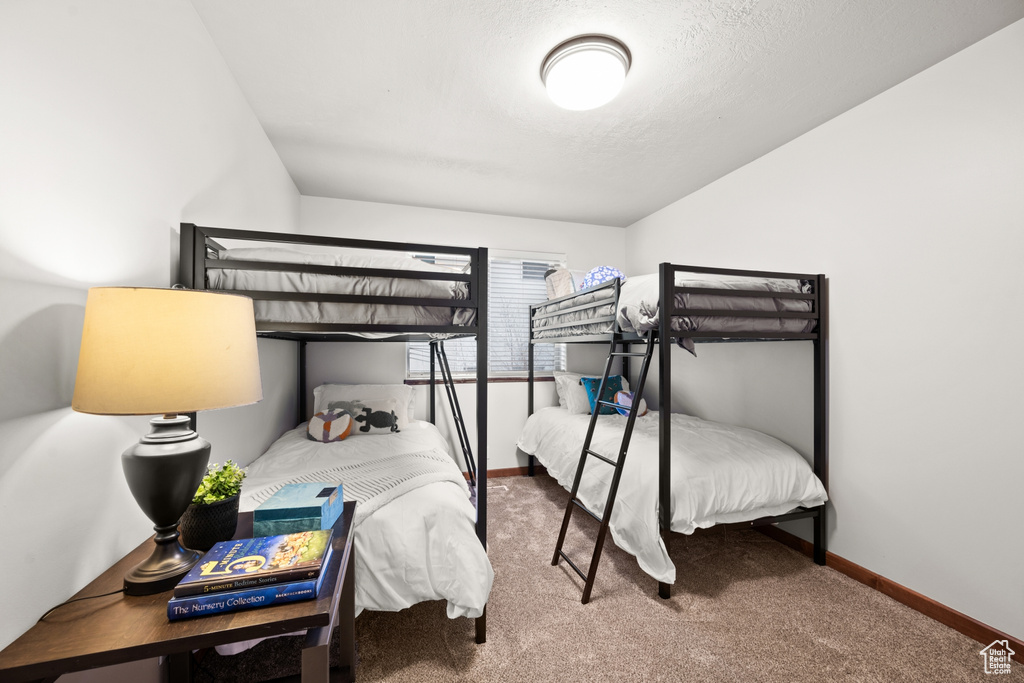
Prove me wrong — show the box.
[179,494,240,552]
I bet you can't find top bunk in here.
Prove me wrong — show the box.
[179,223,487,342]
[530,262,825,350]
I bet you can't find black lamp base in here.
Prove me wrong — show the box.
[123,523,204,596]
[121,415,212,596]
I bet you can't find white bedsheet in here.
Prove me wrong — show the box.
[517,407,827,584]
[240,421,492,618]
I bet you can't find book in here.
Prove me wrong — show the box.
[172,528,334,598]
[167,543,333,621]
[253,482,344,537]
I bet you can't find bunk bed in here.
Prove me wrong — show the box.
[179,223,492,644]
[522,263,828,603]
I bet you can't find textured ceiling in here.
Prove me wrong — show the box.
[190,0,1024,227]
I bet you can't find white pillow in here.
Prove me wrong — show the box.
[312,383,414,428]
[553,371,630,415]
[553,371,586,413]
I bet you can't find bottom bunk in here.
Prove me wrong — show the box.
[517,406,827,586]
[216,412,492,656]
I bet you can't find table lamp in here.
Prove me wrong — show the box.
[72,287,262,595]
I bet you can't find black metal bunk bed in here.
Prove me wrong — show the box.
[526,262,828,603]
[178,222,489,642]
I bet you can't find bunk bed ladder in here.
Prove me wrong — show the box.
[551,331,655,603]
[431,340,478,487]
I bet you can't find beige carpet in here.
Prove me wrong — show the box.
[200,474,1021,682]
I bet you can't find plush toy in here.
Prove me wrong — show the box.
[355,407,400,433]
[307,409,353,442]
[612,391,648,417]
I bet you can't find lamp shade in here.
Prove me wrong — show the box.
[73,287,262,415]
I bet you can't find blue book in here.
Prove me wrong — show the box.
[253,482,344,537]
[167,543,334,621]
[173,529,333,597]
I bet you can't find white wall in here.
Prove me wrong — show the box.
[300,196,622,470]
[0,0,300,656]
[626,19,1024,640]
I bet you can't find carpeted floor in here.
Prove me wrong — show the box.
[199,474,1021,682]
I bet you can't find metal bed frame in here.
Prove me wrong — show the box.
[527,262,828,601]
[179,222,489,642]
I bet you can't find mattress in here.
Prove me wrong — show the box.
[207,246,476,330]
[239,421,492,619]
[531,272,816,351]
[517,407,827,584]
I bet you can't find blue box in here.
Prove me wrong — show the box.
[253,482,344,537]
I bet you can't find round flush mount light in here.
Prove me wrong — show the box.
[541,35,631,111]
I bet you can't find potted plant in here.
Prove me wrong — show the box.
[179,460,246,552]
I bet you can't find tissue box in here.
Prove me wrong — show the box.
[253,482,344,537]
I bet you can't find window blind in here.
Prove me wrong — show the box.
[407,252,566,377]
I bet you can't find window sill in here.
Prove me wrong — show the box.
[404,376,555,386]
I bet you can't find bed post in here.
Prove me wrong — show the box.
[178,222,209,293]
[657,263,672,600]
[297,340,307,425]
[527,336,534,417]
[812,275,829,565]
[613,280,628,387]
[527,335,535,476]
[620,335,631,387]
[475,248,488,547]
[429,341,436,425]
[179,223,196,288]
[475,247,488,644]
[191,224,207,293]
[180,224,199,434]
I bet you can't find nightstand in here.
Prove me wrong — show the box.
[0,502,356,683]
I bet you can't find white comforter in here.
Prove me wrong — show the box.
[517,407,827,584]
[240,421,493,618]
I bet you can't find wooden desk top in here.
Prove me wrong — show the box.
[0,502,356,683]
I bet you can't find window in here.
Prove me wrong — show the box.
[407,251,567,378]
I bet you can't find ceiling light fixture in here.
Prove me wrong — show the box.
[541,35,631,111]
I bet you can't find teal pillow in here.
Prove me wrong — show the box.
[580,375,624,415]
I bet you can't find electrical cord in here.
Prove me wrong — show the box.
[38,588,126,621]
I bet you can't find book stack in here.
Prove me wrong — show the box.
[167,529,334,621]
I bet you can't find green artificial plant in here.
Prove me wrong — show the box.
[192,460,246,505]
